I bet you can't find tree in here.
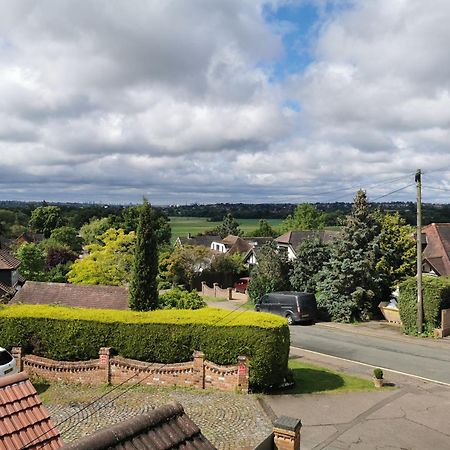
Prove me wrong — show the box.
[281,204,324,232]
[210,252,246,274]
[79,217,112,245]
[247,242,291,302]
[46,245,78,268]
[212,213,242,238]
[129,200,159,311]
[289,237,331,293]
[317,190,381,322]
[375,212,416,297]
[15,243,46,281]
[67,228,136,285]
[247,219,277,237]
[29,206,65,238]
[49,226,82,252]
[167,245,212,289]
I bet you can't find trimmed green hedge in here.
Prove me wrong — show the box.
[399,276,450,335]
[0,305,289,390]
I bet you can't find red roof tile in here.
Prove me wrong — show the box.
[11,281,129,310]
[422,223,450,276]
[0,372,63,450]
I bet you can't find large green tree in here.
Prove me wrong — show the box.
[29,206,65,238]
[49,226,82,253]
[247,242,291,302]
[67,228,135,285]
[281,204,325,232]
[79,217,112,245]
[212,213,242,238]
[129,200,159,311]
[317,190,381,322]
[289,237,331,294]
[15,242,46,281]
[247,219,277,237]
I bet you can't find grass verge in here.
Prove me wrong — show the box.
[274,359,381,395]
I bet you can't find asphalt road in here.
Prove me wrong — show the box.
[289,324,450,384]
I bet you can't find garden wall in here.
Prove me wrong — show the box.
[12,347,249,393]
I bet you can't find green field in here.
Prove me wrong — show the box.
[169,217,283,242]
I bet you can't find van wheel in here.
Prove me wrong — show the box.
[286,315,294,325]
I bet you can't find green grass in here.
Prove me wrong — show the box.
[276,359,379,395]
[169,216,283,242]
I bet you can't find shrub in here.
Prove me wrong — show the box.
[158,288,206,310]
[398,276,450,335]
[0,305,289,390]
[373,368,383,379]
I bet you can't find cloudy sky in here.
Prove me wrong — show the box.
[1,0,450,204]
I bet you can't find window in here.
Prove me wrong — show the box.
[0,350,13,365]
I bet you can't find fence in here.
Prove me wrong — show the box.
[11,347,249,393]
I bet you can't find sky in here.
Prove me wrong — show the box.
[1,0,450,205]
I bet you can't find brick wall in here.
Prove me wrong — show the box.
[12,347,249,393]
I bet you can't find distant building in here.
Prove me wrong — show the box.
[0,249,21,298]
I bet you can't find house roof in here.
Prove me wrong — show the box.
[0,249,21,270]
[275,230,340,253]
[0,280,16,296]
[14,232,45,245]
[0,372,63,450]
[177,235,221,248]
[63,401,216,450]
[11,281,129,310]
[422,223,450,276]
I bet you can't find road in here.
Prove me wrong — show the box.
[289,324,450,384]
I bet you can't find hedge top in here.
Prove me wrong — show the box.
[0,304,286,329]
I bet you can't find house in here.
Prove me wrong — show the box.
[0,249,21,298]
[0,372,63,449]
[275,230,340,261]
[63,402,216,450]
[175,234,221,249]
[421,223,450,276]
[14,231,45,247]
[11,281,129,310]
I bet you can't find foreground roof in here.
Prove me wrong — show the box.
[11,281,129,310]
[63,401,216,450]
[0,372,63,450]
[0,249,21,270]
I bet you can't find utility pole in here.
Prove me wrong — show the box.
[416,169,423,334]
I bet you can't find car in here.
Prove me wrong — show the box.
[233,277,250,293]
[0,347,18,377]
[254,291,318,325]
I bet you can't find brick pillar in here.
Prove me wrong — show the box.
[237,355,249,393]
[192,351,205,389]
[213,283,219,297]
[12,347,23,372]
[99,347,112,384]
[201,281,206,295]
[227,288,232,300]
[273,416,302,450]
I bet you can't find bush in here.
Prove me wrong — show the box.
[398,276,450,335]
[0,304,289,390]
[158,288,206,310]
[373,368,383,379]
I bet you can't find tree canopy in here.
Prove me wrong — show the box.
[29,206,65,238]
[212,213,242,238]
[281,204,325,232]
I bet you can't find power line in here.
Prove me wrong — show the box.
[370,183,415,201]
[21,301,251,450]
[422,185,450,193]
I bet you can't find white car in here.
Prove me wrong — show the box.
[0,347,18,377]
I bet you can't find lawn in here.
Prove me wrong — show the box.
[169,216,283,242]
[276,359,379,395]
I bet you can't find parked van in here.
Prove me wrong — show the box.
[255,291,318,325]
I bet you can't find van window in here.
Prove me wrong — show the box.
[299,294,316,307]
[261,295,269,304]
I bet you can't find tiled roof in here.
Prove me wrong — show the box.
[14,232,45,245]
[177,235,221,248]
[275,230,340,252]
[11,281,129,310]
[63,401,216,450]
[0,372,63,450]
[0,249,21,270]
[422,223,450,276]
[0,280,16,296]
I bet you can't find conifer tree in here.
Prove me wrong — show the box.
[129,199,159,311]
[317,190,381,322]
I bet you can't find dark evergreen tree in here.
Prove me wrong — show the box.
[213,213,242,238]
[289,237,331,293]
[129,199,159,311]
[247,242,291,303]
[317,190,381,322]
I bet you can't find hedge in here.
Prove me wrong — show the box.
[0,305,289,390]
[398,276,450,335]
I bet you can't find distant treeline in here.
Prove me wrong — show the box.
[1,200,450,228]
